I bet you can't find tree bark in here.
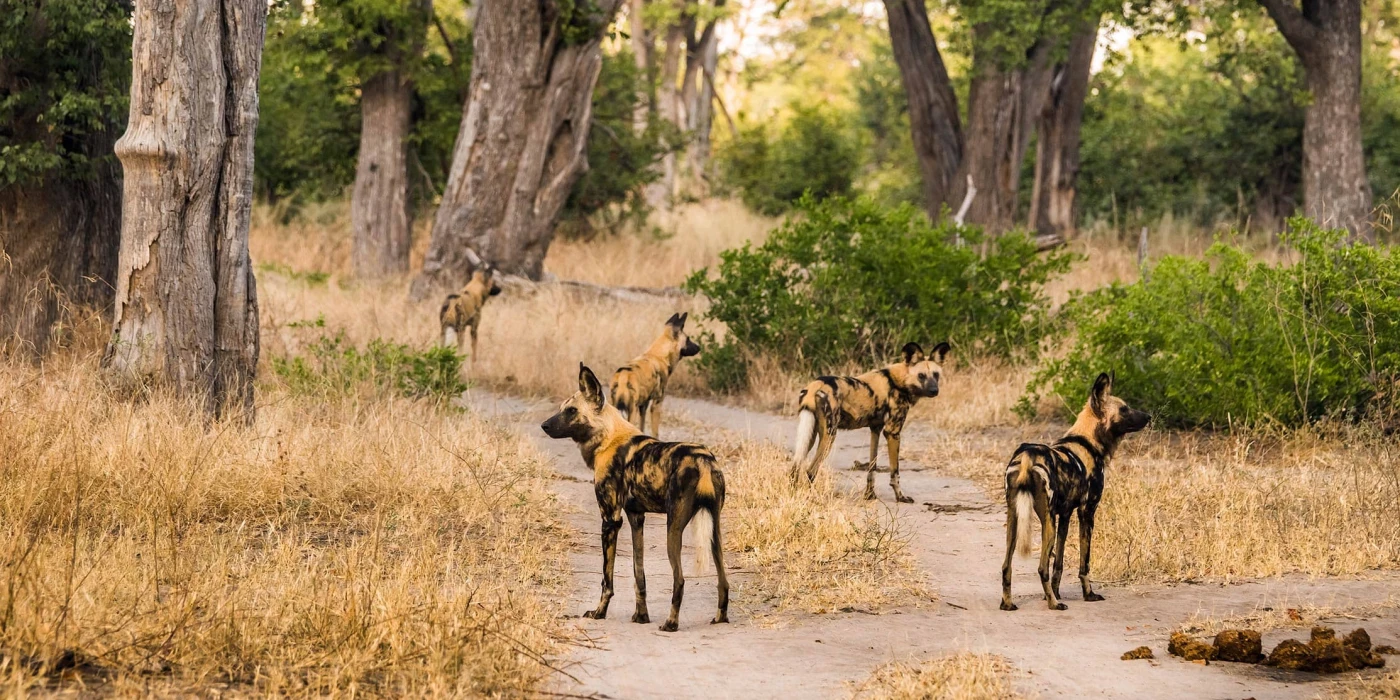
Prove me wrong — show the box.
[0,171,121,358]
[1029,22,1097,238]
[107,0,266,420]
[1258,0,1371,239]
[679,0,722,196]
[882,0,963,219]
[629,0,653,133]
[646,13,686,208]
[351,69,414,278]
[412,0,624,293]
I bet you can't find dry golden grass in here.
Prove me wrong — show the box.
[1323,671,1400,699]
[1176,598,1400,637]
[711,439,933,619]
[849,652,1024,700]
[0,357,574,696]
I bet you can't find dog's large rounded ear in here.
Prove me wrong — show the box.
[579,363,605,407]
[901,342,925,365]
[930,341,951,364]
[1090,372,1113,416]
[678,311,689,328]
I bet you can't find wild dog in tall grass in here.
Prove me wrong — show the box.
[792,342,950,503]
[439,265,502,360]
[542,364,728,632]
[1000,372,1150,611]
[609,312,701,438]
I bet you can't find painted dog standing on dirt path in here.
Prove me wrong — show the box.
[610,312,701,438]
[439,265,502,361]
[1000,372,1150,611]
[542,363,729,632]
[791,342,950,503]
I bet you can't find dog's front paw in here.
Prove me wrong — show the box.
[1084,592,1105,602]
[631,611,650,623]
[659,620,679,632]
[583,610,606,620]
[1050,602,1068,611]
[711,613,729,625]
[999,601,1018,611]
[863,489,877,500]
[896,495,914,504]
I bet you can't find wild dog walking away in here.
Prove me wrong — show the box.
[610,312,701,438]
[542,364,728,632]
[439,265,502,360]
[792,342,950,503]
[1000,372,1150,611]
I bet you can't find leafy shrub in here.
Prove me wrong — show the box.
[685,196,1074,390]
[715,104,861,215]
[272,331,465,400]
[1024,219,1400,428]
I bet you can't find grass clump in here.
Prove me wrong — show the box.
[271,329,465,400]
[849,653,1023,699]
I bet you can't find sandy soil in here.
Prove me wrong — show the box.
[463,391,1400,699]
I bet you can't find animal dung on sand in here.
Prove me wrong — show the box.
[1169,625,1388,673]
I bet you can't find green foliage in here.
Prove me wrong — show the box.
[272,331,466,400]
[714,105,861,216]
[685,196,1075,390]
[560,48,678,236]
[1025,219,1400,428]
[0,0,131,186]
[851,40,923,209]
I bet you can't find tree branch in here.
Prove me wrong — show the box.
[1257,0,1320,57]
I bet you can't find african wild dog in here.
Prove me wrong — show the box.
[791,342,950,503]
[439,265,502,360]
[609,312,701,438]
[542,363,728,632]
[1000,372,1150,611]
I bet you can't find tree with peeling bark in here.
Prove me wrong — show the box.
[1256,0,1372,239]
[0,0,130,358]
[1029,21,1097,238]
[309,0,435,278]
[412,0,624,293]
[106,0,268,419]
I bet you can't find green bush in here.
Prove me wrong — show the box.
[1024,220,1400,428]
[272,331,465,400]
[685,196,1075,389]
[715,104,861,215]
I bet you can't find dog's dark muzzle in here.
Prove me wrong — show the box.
[541,414,568,439]
[1126,410,1151,432]
[681,339,701,358]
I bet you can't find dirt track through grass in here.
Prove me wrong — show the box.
[465,390,1400,699]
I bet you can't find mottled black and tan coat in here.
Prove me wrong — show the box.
[439,266,501,359]
[1000,372,1150,611]
[542,364,728,632]
[609,312,700,438]
[792,342,950,503]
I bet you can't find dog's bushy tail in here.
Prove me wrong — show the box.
[689,460,722,574]
[793,408,817,467]
[1009,452,1035,557]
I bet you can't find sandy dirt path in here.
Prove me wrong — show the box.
[463,390,1400,699]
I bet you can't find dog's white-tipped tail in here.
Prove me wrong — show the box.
[1014,492,1034,557]
[689,509,715,575]
[793,409,816,466]
[443,327,458,348]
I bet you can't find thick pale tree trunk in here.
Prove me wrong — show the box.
[1029,23,1097,238]
[413,0,624,293]
[629,0,653,133]
[1259,0,1371,239]
[351,70,413,277]
[646,17,686,208]
[0,171,121,357]
[107,0,266,419]
[882,0,963,218]
[684,27,720,193]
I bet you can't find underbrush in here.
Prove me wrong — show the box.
[849,652,1022,700]
[0,359,574,696]
[712,439,933,619]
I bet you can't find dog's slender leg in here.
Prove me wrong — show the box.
[886,431,913,504]
[627,511,649,623]
[468,319,480,364]
[662,503,695,632]
[709,505,729,624]
[806,426,835,483]
[1000,492,1019,611]
[1079,503,1104,602]
[1051,512,1071,599]
[1036,493,1065,610]
[585,517,622,619]
[649,401,662,439]
[635,400,648,435]
[863,427,881,500]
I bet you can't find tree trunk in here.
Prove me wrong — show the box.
[351,70,413,278]
[107,0,266,420]
[1029,22,1097,238]
[0,171,121,358]
[629,0,653,133]
[412,0,624,293]
[882,0,963,219]
[1259,0,1371,239]
[646,16,686,208]
[684,25,720,194]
